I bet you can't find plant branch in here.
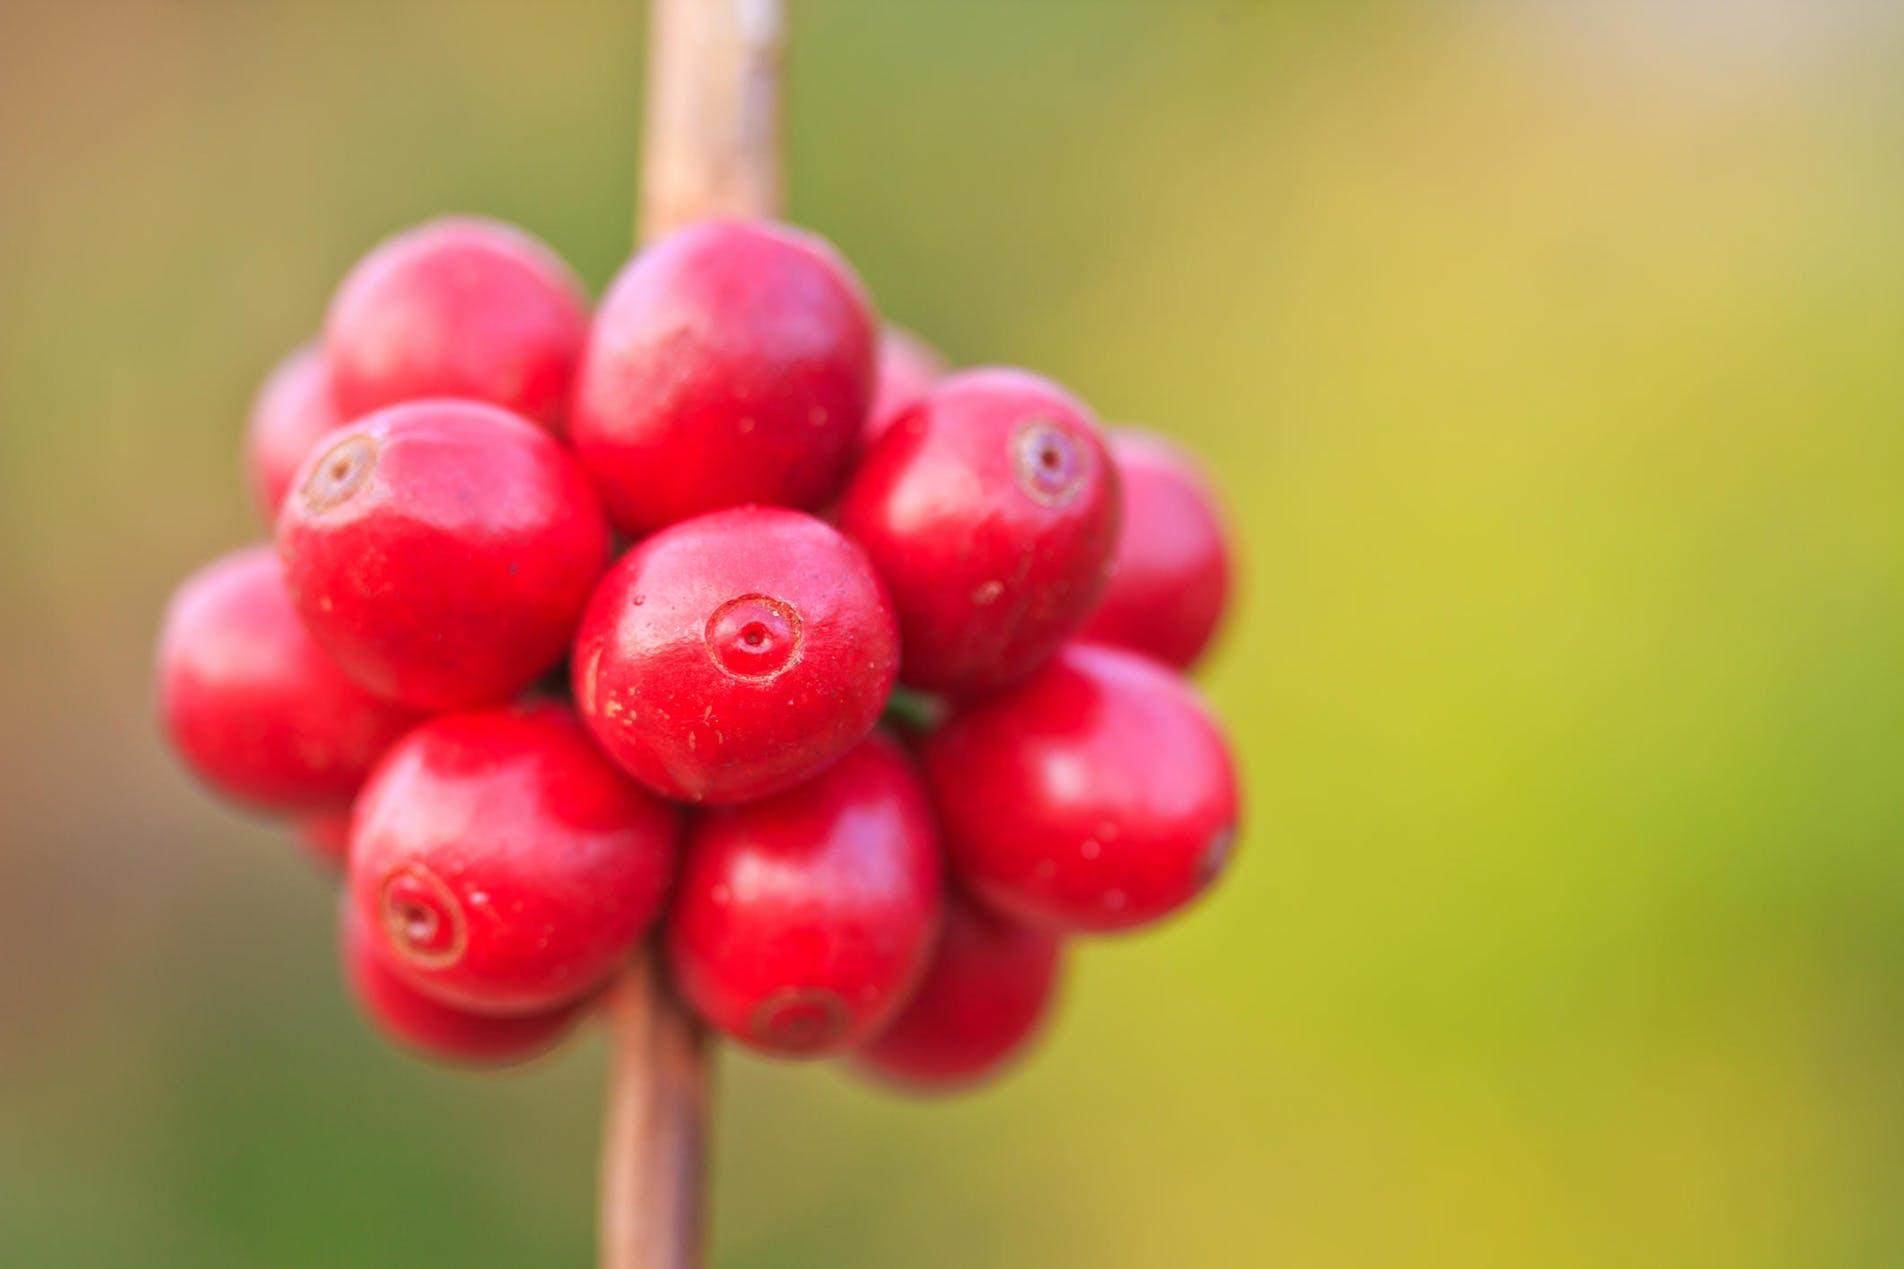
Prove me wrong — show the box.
[638,0,785,242]
[600,959,711,1269]
[600,2,786,1266]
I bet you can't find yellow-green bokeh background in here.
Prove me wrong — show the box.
[3,1,1901,1265]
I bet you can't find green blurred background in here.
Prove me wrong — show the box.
[4,1,1902,1264]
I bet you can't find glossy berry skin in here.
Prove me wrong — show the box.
[863,326,943,447]
[572,220,876,535]
[278,400,611,711]
[573,506,898,805]
[156,545,421,812]
[325,217,588,431]
[244,344,346,524]
[839,368,1120,696]
[1079,429,1232,669]
[349,703,679,1016]
[340,905,581,1068]
[856,895,1062,1092]
[665,734,942,1057]
[922,643,1239,934]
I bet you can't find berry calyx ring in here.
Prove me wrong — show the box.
[705,593,802,681]
[1012,419,1091,507]
[379,862,467,969]
[301,432,378,514]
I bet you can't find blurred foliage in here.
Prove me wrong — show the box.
[3,1,1903,1265]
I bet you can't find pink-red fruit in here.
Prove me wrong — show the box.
[298,810,353,869]
[864,326,943,447]
[572,219,876,535]
[278,399,611,711]
[665,734,942,1057]
[325,217,589,431]
[245,344,346,523]
[1079,429,1232,669]
[341,904,581,1067]
[573,506,899,805]
[840,368,1120,695]
[856,895,1062,1091]
[349,703,679,1015]
[156,545,420,811]
[923,643,1239,933]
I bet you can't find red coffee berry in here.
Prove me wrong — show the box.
[856,894,1062,1092]
[325,217,588,431]
[1079,429,1232,669]
[244,344,345,524]
[340,904,581,1068]
[665,734,942,1057]
[571,219,876,535]
[573,506,898,805]
[279,400,611,711]
[863,326,944,447]
[156,545,420,812]
[839,368,1120,695]
[922,643,1239,933]
[298,810,353,869]
[349,703,679,1015]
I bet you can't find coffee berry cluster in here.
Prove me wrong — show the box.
[157,217,1239,1090]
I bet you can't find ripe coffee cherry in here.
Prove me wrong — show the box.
[665,734,942,1057]
[325,217,588,431]
[573,506,898,805]
[1079,430,1232,669]
[340,905,581,1068]
[279,400,611,711]
[156,545,420,811]
[244,344,345,523]
[349,703,679,1015]
[572,220,876,535]
[856,895,1062,1092]
[840,368,1119,695]
[298,810,353,869]
[922,643,1239,933]
[864,326,943,446]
